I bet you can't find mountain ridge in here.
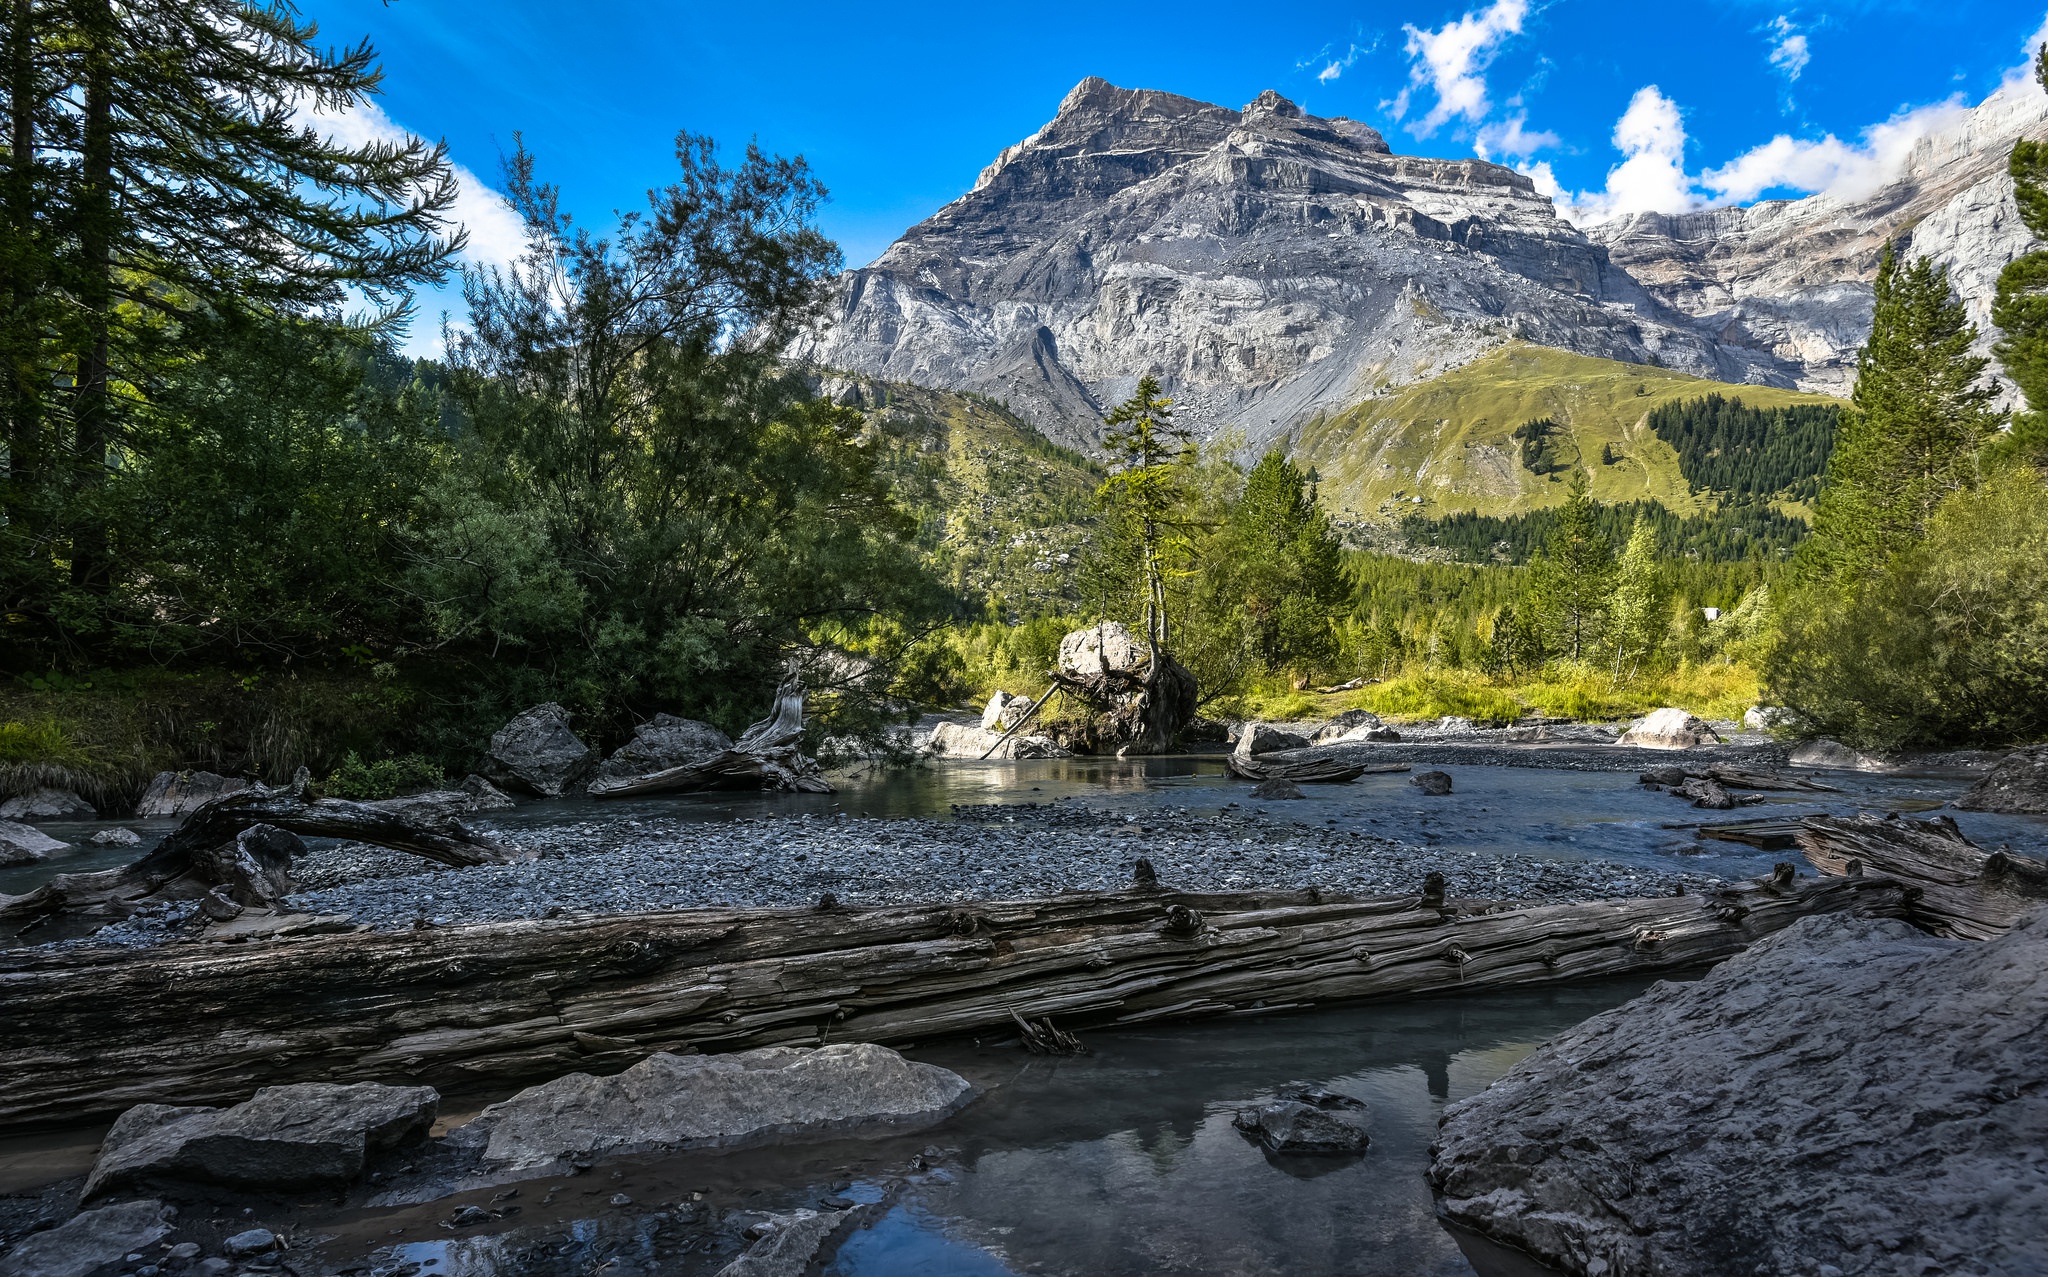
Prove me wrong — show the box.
[796,75,2048,449]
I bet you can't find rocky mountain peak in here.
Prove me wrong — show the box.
[803,75,2048,448]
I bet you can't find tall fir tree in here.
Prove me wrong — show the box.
[1198,450,1347,677]
[1993,43,2048,469]
[1805,243,2003,580]
[1603,516,1669,684]
[2,0,460,625]
[1094,375,1194,659]
[1525,471,1613,662]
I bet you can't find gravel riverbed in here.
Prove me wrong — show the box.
[86,800,1729,942]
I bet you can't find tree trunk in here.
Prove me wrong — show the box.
[1799,812,2048,940]
[0,871,1905,1131]
[2,0,39,535]
[67,0,114,592]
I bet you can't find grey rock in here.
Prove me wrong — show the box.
[979,690,1033,731]
[90,826,143,846]
[1409,771,1453,796]
[0,787,94,820]
[1429,910,2048,1276]
[926,721,1069,760]
[1249,777,1305,800]
[1310,710,1386,745]
[1953,744,2048,814]
[165,1243,200,1263]
[465,1043,974,1173]
[1676,778,1738,809]
[714,1207,867,1277]
[1057,621,1143,678]
[134,771,248,819]
[221,1229,275,1259]
[84,1081,438,1199]
[193,1261,229,1277]
[0,819,65,866]
[1788,738,1895,771]
[1742,705,1794,732]
[0,1200,173,1277]
[483,703,595,797]
[1233,1100,1370,1154]
[593,714,734,784]
[1617,707,1717,750]
[1235,723,1311,756]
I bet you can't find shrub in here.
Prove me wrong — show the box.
[322,751,446,800]
[1359,672,1524,724]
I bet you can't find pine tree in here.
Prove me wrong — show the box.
[1806,243,2003,580]
[1198,450,1348,677]
[3,0,461,607]
[1604,516,1669,684]
[1994,43,2048,469]
[1526,471,1613,661]
[1095,376,1194,658]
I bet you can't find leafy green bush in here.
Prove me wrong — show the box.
[322,751,446,800]
[0,718,95,767]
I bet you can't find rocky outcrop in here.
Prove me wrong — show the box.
[1428,910,2048,1276]
[1953,744,2048,814]
[0,1200,173,1277]
[1617,707,1717,750]
[593,714,734,785]
[483,704,596,797]
[134,771,248,819]
[462,1044,973,1174]
[0,819,65,866]
[83,1082,438,1199]
[926,721,1069,760]
[0,787,93,820]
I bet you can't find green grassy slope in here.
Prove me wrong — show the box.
[1292,344,1844,521]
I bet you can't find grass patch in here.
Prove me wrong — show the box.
[1356,672,1526,725]
[320,751,447,800]
[1518,663,1759,723]
[0,718,96,768]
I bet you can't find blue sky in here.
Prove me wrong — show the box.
[317,0,2048,351]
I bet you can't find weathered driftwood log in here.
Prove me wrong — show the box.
[0,780,514,923]
[1224,753,1397,783]
[588,677,831,797]
[1800,813,2048,940]
[0,873,1905,1130]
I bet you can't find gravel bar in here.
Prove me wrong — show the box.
[62,801,1733,948]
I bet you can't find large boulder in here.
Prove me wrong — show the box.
[0,1199,173,1277]
[593,714,734,785]
[0,787,93,820]
[83,1082,438,1200]
[1233,1099,1370,1155]
[1234,722,1310,756]
[1428,910,2048,1276]
[714,1206,872,1277]
[1953,745,2048,814]
[0,819,66,866]
[482,703,595,797]
[1789,738,1895,771]
[134,770,248,818]
[927,721,1068,760]
[462,1043,973,1173]
[1742,705,1794,732]
[1057,621,1144,679]
[1310,709,1388,745]
[1617,707,1717,750]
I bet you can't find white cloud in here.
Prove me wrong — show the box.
[1553,86,1698,223]
[1312,41,1372,84]
[1766,16,1810,82]
[1700,99,1972,204]
[1394,0,1529,137]
[302,97,528,271]
[1475,113,1560,160]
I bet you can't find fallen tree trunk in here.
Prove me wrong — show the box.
[0,780,515,923]
[1799,812,2048,940]
[589,677,831,797]
[0,871,1905,1130]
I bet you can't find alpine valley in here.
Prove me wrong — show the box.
[796,73,2048,516]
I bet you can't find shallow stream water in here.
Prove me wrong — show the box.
[0,980,1661,1277]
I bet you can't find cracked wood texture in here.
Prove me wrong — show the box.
[1799,813,2048,940]
[0,875,1906,1131]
